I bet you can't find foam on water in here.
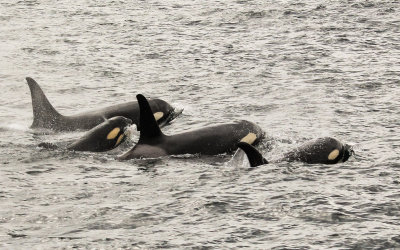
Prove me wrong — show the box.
[0,123,30,132]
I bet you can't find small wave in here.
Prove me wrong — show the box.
[0,123,30,132]
[26,168,55,176]
[226,148,250,168]
[244,11,266,19]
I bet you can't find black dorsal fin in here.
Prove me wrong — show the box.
[26,77,62,128]
[136,94,163,140]
[237,142,268,167]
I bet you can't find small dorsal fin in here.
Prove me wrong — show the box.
[136,94,163,140]
[237,142,268,167]
[26,77,62,128]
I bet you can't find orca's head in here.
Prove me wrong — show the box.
[304,137,352,164]
[326,141,353,164]
[104,116,133,148]
[151,99,183,128]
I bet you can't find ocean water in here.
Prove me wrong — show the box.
[1,0,399,248]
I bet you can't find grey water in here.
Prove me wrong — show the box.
[1,0,399,248]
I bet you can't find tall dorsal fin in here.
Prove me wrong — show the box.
[136,94,163,140]
[26,77,62,128]
[237,142,268,167]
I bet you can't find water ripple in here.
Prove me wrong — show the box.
[1,0,400,248]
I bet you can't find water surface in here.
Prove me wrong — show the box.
[1,0,400,248]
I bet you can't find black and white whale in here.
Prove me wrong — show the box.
[117,94,264,160]
[237,137,353,167]
[39,116,132,152]
[26,77,180,131]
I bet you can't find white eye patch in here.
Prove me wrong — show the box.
[328,149,340,160]
[240,133,257,145]
[107,127,120,140]
[153,112,164,121]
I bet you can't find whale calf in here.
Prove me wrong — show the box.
[39,116,132,152]
[118,94,264,160]
[26,77,180,131]
[238,137,353,167]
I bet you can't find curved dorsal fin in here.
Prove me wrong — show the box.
[136,94,163,140]
[26,77,62,128]
[237,142,268,167]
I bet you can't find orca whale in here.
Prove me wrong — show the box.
[39,116,132,152]
[26,77,180,131]
[117,94,265,160]
[238,137,353,167]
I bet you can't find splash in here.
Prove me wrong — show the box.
[0,123,30,132]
